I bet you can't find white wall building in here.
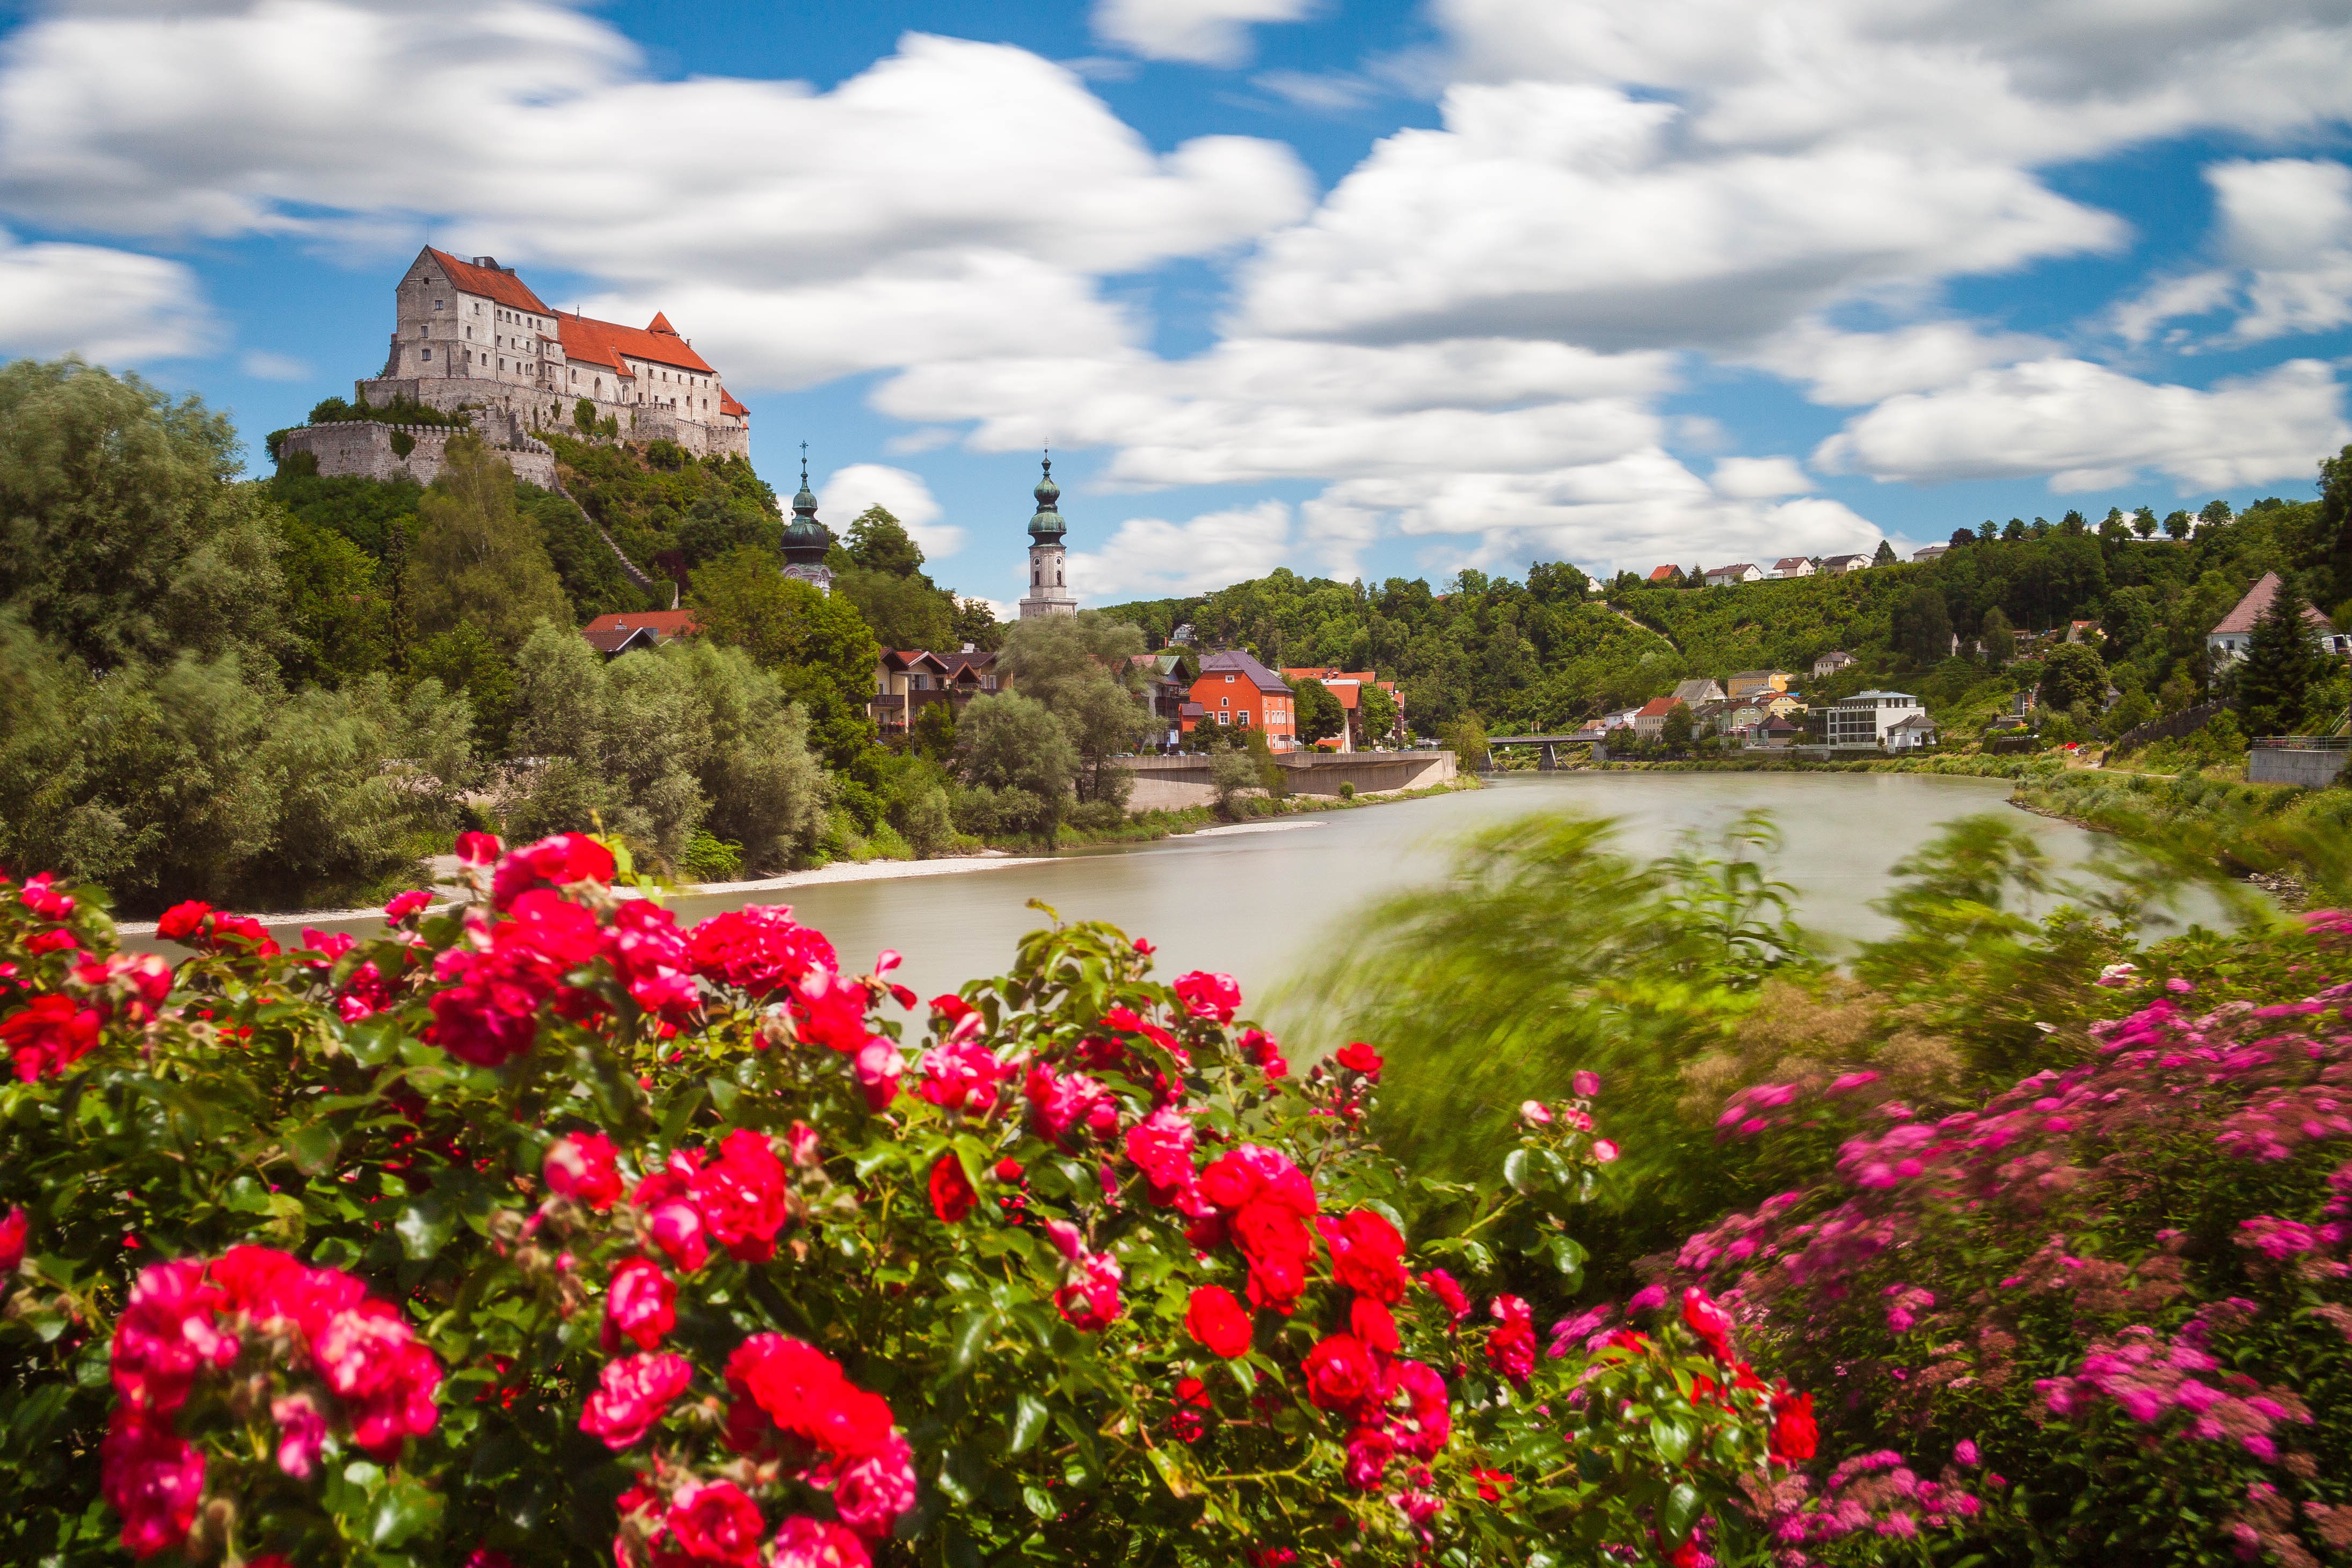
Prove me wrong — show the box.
[1827,690,1927,749]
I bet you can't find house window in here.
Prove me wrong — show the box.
[421,348,431,360]
[1237,712,1251,726]
[1217,711,1230,725]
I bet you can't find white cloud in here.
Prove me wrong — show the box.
[1710,456,1811,498]
[239,348,310,380]
[818,462,963,561]
[1814,357,2349,493]
[1253,70,1380,114]
[0,7,1312,388]
[2108,270,2237,348]
[1069,500,1297,599]
[2211,158,2352,344]
[0,230,210,361]
[1744,319,2054,406]
[1229,82,2120,351]
[1092,0,1321,67]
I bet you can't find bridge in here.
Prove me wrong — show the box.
[1485,732,1606,769]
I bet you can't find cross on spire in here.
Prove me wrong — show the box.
[800,440,809,486]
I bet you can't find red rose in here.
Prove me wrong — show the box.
[383,889,432,921]
[155,901,213,942]
[542,1132,623,1211]
[1484,1295,1534,1382]
[606,1258,676,1351]
[578,1352,693,1449]
[1172,970,1241,1023]
[667,1480,766,1568]
[1318,1209,1407,1304]
[688,905,838,998]
[696,1129,790,1261]
[1681,1286,1735,1362]
[1301,1332,1387,1414]
[3,994,101,1081]
[1335,1040,1383,1077]
[1125,1107,1197,1204]
[773,1515,873,1568]
[454,830,503,866]
[929,1153,976,1224]
[1232,1199,1314,1313]
[1768,1387,1818,1463]
[1170,1375,1211,1443]
[1349,1296,1400,1353]
[490,832,615,911]
[0,1206,25,1272]
[1185,1285,1253,1358]
[1418,1268,1470,1324]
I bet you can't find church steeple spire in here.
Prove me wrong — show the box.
[782,441,829,567]
[1027,450,1065,543]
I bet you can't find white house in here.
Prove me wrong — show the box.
[1822,553,1871,575]
[1813,650,1856,677]
[1772,557,1815,579]
[1911,544,1948,563]
[1885,712,1940,752]
[1704,563,1764,586]
[1826,690,1927,749]
[1672,677,1727,706]
[2208,572,2351,662]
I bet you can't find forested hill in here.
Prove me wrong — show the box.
[1099,478,2352,738]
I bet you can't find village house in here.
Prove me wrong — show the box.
[2067,619,2102,644]
[1631,696,1679,739]
[1703,563,1763,586]
[1646,564,1681,585]
[1187,651,1298,750]
[1725,669,1792,699]
[1826,690,1928,749]
[1885,712,1940,752]
[1772,557,1815,579]
[869,648,1002,736]
[1672,677,1727,707]
[1745,714,1805,749]
[1821,553,1872,575]
[580,609,699,657]
[1281,666,1403,751]
[1813,650,1856,677]
[1911,544,1948,563]
[1133,652,1196,749]
[2208,572,2352,662]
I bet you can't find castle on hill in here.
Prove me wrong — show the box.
[354,247,749,460]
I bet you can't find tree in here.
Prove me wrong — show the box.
[1359,681,1399,745]
[2162,510,2191,540]
[1662,701,1694,749]
[1948,528,1976,549]
[908,695,958,763]
[1979,606,2015,663]
[2036,641,2109,713]
[2003,517,2027,542]
[1872,539,1896,566]
[1447,709,1490,769]
[1892,582,1953,667]
[2131,506,2158,539]
[836,566,955,652]
[2315,444,2352,611]
[843,505,928,580]
[2198,498,2234,533]
[951,595,1000,651]
[2236,572,2322,736]
[957,691,1077,843]
[998,612,1150,807]
[405,434,571,650]
[1293,677,1345,745]
[0,359,274,673]
[574,398,596,433]
[409,622,518,754]
[1210,746,1263,819]
[689,545,880,788]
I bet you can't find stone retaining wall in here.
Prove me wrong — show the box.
[279,421,557,488]
[2248,746,2349,787]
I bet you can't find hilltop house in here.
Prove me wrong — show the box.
[1772,557,1815,579]
[1672,677,1727,707]
[1813,650,1856,677]
[1912,544,1948,563]
[1647,564,1681,585]
[1188,651,1298,750]
[581,609,699,657]
[1704,563,1763,586]
[2208,572,2352,662]
[1822,553,1872,576]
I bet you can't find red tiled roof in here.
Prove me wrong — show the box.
[556,310,717,377]
[584,610,700,638]
[582,626,663,655]
[719,389,748,419]
[2210,573,2331,636]
[1636,697,1678,717]
[427,249,551,315]
[1647,565,1678,581]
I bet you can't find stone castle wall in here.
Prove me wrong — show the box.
[279,421,557,489]
[358,376,749,461]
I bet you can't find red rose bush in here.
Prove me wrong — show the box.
[0,838,1832,1567]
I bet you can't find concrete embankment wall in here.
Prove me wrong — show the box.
[2248,747,2349,787]
[1117,750,1457,812]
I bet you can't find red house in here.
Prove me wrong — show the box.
[1185,651,1297,750]
[581,609,700,657]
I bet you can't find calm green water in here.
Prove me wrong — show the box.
[129,773,2236,1013]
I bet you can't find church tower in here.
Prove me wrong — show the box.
[781,446,833,595]
[1017,454,1076,619]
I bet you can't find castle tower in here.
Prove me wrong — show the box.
[781,446,833,595]
[1017,454,1076,619]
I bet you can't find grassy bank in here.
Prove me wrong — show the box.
[1570,752,2057,782]
[2008,767,2352,903]
[973,775,1484,854]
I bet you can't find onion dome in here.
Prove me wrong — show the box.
[1027,455,1065,544]
[783,446,829,566]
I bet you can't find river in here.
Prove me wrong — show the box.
[129,773,2238,1015]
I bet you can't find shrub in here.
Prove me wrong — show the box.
[0,840,1861,1567]
[1338,781,1356,800]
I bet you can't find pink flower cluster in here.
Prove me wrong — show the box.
[2035,1318,2311,1463]
[104,1247,442,1557]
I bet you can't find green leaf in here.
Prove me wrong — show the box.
[1543,1232,1588,1286]
[1651,1413,1696,1466]
[369,1471,445,1547]
[1502,1148,1535,1193]
[1009,1394,1050,1456]
[1660,1482,1702,1545]
[1022,1484,1058,1520]
[394,1194,458,1261]
[283,1117,341,1176]
[951,1310,992,1371]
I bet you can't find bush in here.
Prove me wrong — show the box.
[679,829,742,884]
[1338,781,1356,800]
[0,838,1849,1566]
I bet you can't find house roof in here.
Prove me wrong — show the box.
[937,650,999,677]
[1197,650,1291,693]
[1708,563,1758,576]
[1179,702,1206,719]
[426,249,551,315]
[582,626,665,655]
[1816,650,1854,663]
[1774,557,1812,572]
[882,650,952,674]
[1647,564,1679,581]
[556,309,717,378]
[1729,669,1787,681]
[1635,696,1678,717]
[582,609,700,639]
[1843,689,1919,701]
[1823,553,1869,568]
[719,389,748,419]
[1889,713,1939,730]
[1762,716,1802,732]
[2211,572,2333,636]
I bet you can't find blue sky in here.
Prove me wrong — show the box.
[3,0,2351,611]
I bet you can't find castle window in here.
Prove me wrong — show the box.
[421,349,431,360]
[433,299,443,311]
